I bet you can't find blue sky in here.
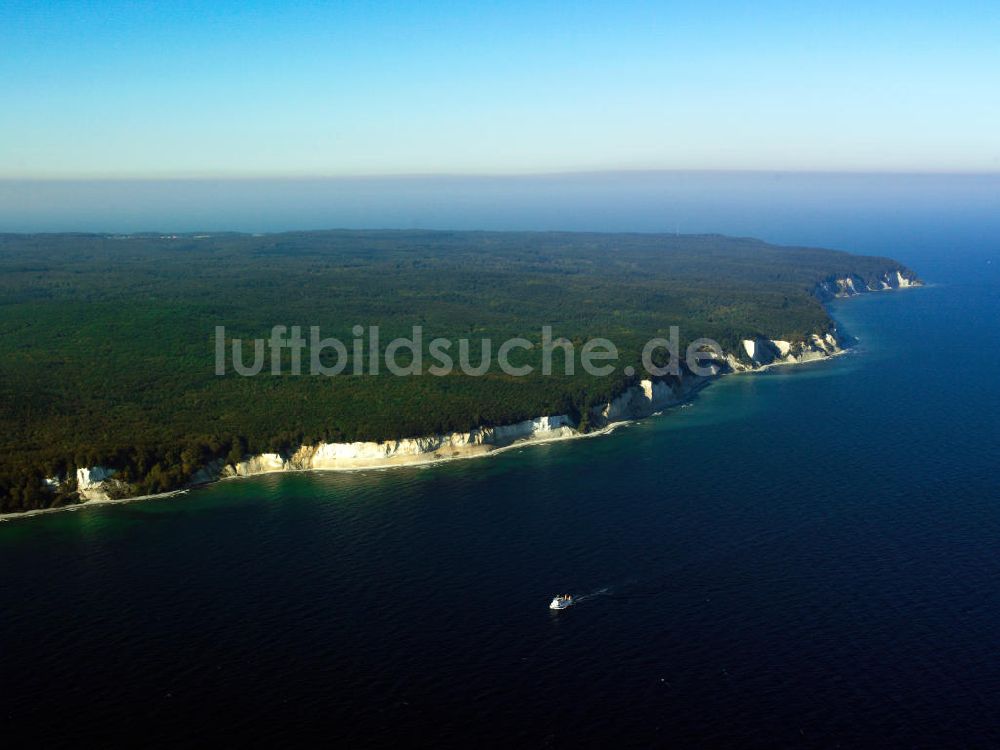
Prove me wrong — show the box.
[2,0,999,177]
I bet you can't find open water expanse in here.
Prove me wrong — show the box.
[3,177,999,746]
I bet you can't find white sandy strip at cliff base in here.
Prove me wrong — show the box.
[0,489,191,522]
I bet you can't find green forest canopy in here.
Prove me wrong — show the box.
[0,230,910,511]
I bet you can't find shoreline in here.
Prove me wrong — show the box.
[0,353,837,523]
[0,489,191,523]
[216,418,634,481]
[744,343,851,374]
[0,421,642,523]
[1,416,644,523]
[2,272,920,523]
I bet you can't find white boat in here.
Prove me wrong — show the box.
[549,594,573,610]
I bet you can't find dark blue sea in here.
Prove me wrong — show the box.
[2,175,999,746]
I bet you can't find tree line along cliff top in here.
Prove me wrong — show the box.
[0,230,913,511]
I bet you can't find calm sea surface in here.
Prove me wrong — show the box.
[2,194,999,745]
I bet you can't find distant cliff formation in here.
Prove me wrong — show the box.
[814,268,920,300]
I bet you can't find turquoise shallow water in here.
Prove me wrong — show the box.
[3,244,1000,747]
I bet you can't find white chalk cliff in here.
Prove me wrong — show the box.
[729,331,843,372]
[68,379,707,500]
[223,415,578,476]
[216,376,719,481]
[63,362,793,501]
[815,269,920,300]
[76,466,130,502]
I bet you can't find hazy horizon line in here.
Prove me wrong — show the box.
[4,168,1000,183]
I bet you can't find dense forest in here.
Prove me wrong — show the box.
[0,230,911,512]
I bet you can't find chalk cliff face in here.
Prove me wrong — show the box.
[222,415,578,477]
[76,466,131,502]
[66,377,723,499]
[728,331,843,372]
[592,378,678,424]
[213,380,723,483]
[815,269,921,300]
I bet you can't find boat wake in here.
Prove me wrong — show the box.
[571,586,614,604]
